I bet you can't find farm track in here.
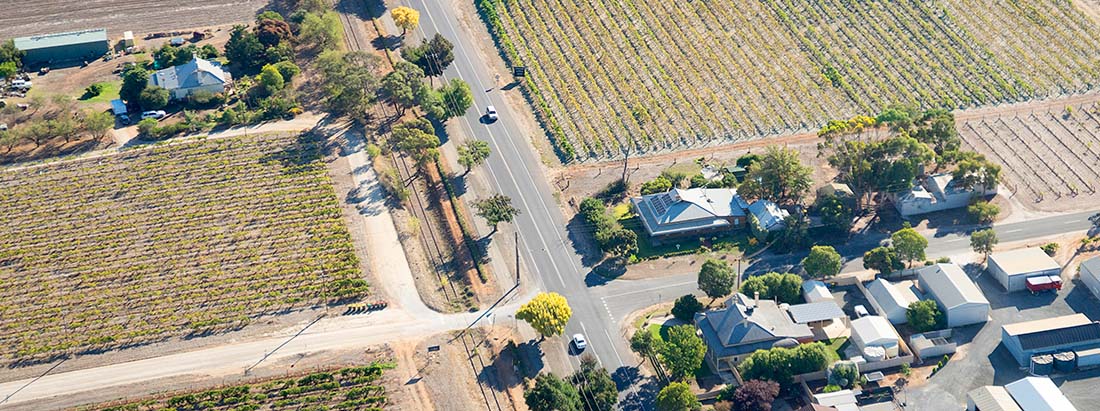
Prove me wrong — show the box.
[0,0,267,39]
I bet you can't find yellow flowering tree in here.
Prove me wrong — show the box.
[391,6,420,36]
[516,292,572,340]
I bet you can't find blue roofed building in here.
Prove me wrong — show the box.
[1001,314,1100,366]
[694,293,814,371]
[14,29,109,66]
[630,188,748,238]
[149,58,233,101]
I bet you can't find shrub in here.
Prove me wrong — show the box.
[82,83,106,99]
[823,384,841,393]
[828,361,860,389]
[671,294,703,323]
[640,175,672,195]
[906,300,945,332]
[967,200,1000,224]
[1041,242,1059,256]
[739,272,802,304]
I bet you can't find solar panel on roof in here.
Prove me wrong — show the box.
[1017,323,1100,351]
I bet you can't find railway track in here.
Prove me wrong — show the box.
[334,3,505,410]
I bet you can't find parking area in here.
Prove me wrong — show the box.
[905,264,1100,409]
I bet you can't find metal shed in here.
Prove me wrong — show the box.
[13,29,109,66]
[987,248,1061,292]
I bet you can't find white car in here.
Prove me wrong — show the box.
[485,105,498,121]
[572,333,587,351]
[10,80,31,90]
[141,110,167,120]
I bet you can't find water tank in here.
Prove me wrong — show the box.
[1030,354,1054,376]
[863,346,886,362]
[1054,351,1077,373]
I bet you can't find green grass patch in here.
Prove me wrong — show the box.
[824,337,849,361]
[664,162,702,177]
[622,215,758,263]
[79,81,120,103]
[611,202,633,220]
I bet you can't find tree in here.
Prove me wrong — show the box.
[391,6,420,35]
[299,11,344,51]
[120,66,151,104]
[379,61,427,115]
[732,379,780,411]
[906,300,945,332]
[259,64,286,94]
[435,78,473,120]
[891,226,927,268]
[739,272,802,304]
[656,382,700,411]
[0,40,23,67]
[970,229,998,262]
[640,175,672,195]
[863,246,904,276]
[473,194,521,232]
[802,245,842,278]
[697,259,736,301]
[256,17,293,48]
[225,25,266,71]
[516,292,572,339]
[137,118,159,137]
[596,227,637,258]
[737,145,813,204]
[659,324,706,381]
[671,295,704,323]
[571,356,618,411]
[0,61,16,79]
[524,373,581,411]
[827,361,860,389]
[392,118,439,164]
[273,60,301,82]
[402,33,454,77]
[738,343,831,388]
[316,50,382,120]
[630,329,660,361]
[0,130,18,154]
[138,86,170,110]
[82,111,114,141]
[816,194,852,234]
[967,200,1000,224]
[457,139,491,175]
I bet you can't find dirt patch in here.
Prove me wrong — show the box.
[396,328,522,411]
[0,0,267,40]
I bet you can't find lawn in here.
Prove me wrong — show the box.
[78,81,121,103]
[620,214,758,262]
[648,323,713,379]
[0,133,365,363]
[825,337,849,362]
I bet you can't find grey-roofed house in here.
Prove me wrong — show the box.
[987,248,1061,292]
[918,263,990,327]
[694,293,813,371]
[630,188,748,238]
[866,279,920,325]
[14,29,109,66]
[895,173,995,217]
[748,199,789,232]
[149,57,233,101]
[787,302,846,325]
[1077,256,1100,300]
[1001,314,1100,366]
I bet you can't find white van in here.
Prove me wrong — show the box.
[10,80,31,90]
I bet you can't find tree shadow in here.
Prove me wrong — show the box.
[371,35,404,51]
[449,171,469,197]
[514,339,545,377]
[566,214,605,267]
[586,259,626,287]
[614,366,659,411]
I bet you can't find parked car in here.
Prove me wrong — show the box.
[141,110,167,120]
[0,123,7,131]
[571,333,587,351]
[485,105,498,122]
[118,114,131,125]
[10,80,31,90]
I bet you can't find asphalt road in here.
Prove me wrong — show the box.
[406,0,632,374]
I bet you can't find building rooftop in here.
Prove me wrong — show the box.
[1003,314,1100,351]
[631,188,747,236]
[1080,256,1100,275]
[787,301,846,324]
[1004,376,1077,411]
[918,263,989,310]
[1003,314,1092,336]
[748,199,789,231]
[695,293,813,359]
[802,280,833,302]
[13,29,108,50]
[968,386,1022,411]
[151,58,231,91]
[989,248,1061,275]
[851,316,899,345]
[866,279,920,317]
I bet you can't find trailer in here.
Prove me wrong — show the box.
[1026,275,1062,293]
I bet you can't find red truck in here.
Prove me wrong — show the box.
[1026,275,1062,293]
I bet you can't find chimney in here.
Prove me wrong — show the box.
[754,291,760,308]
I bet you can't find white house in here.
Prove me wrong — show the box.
[149,57,232,100]
[918,263,990,327]
[1078,256,1100,300]
[630,188,748,238]
[987,248,1061,292]
[1004,377,1077,411]
[802,280,834,304]
[850,315,900,358]
[866,278,920,325]
[895,173,995,217]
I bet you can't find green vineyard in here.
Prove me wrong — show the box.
[0,133,365,362]
[479,0,1100,161]
[91,363,394,411]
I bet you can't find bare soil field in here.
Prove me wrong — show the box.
[958,96,1100,211]
[0,0,267,39]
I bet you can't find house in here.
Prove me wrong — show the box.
[694,293,813,371]
[894,173,995,217]
[966,386,1023,411]
[748,199,790,232]
[1003,377,1077,411]
[850,316,900,358]
[14,29,109,66]
[149,57,232,101]
[803,280,834,304]
[1077,256,1100,300]
[818,183,856,207]
[1001,314,1100,366]
[787,301,848,341]
[917,263,990,327]
[813,390,859,411]
[630,188,748,238]
[987,248,1061,292]
[865,279,920,325]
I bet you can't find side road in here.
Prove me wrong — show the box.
[0,125,531,410]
